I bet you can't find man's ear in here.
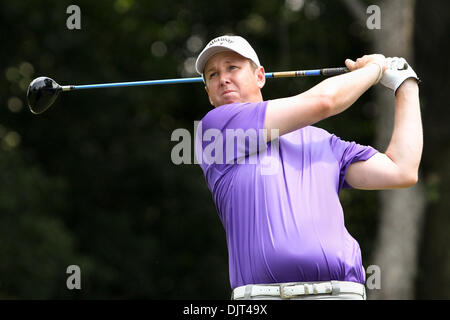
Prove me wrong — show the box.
[256,66,266,89]
[204,85,214,106]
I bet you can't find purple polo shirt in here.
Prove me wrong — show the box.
[195,101,378,289]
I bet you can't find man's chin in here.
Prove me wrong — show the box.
[218,97,240,106]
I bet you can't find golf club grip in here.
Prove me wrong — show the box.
[321,67,349,76]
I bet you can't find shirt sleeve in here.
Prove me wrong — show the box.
[329,134,379,191]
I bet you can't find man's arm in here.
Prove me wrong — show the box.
[264,55,385,140]
[345,79,422,189]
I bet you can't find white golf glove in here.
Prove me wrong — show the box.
[380,57,419,94]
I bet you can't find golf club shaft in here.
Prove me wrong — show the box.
[61,67,349,91]
[267,67,349,78]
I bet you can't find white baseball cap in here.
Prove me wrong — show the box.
[195,35,261,75]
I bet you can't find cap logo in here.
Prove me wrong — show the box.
[207,37,234,47]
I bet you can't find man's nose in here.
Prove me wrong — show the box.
[219,73,231,85]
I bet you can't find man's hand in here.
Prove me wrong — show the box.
[380,57,419,95]
[345,54,386,85]
[345,54,387,72]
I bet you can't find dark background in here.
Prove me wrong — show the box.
[0,0,448,299]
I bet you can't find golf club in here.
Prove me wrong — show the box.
[28,64,408,115]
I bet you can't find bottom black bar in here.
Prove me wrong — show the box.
[0,300,442,318]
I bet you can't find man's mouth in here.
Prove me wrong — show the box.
[222,90,235,96]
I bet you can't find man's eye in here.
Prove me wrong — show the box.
[230,65,238,70]
[209,72,217,79]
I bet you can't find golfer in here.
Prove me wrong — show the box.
[194,35,422,300]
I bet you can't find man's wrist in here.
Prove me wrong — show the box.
[395,78,419,96]
[367,62,383,85]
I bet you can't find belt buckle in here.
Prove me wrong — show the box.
[279,283,295,299]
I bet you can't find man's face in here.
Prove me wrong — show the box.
[203,51,265,107]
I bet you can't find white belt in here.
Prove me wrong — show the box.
[232,281,365,299]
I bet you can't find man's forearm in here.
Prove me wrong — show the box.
[385,80,423,180]
[317,62,381,117]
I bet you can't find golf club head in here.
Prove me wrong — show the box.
[27,77,62,114]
